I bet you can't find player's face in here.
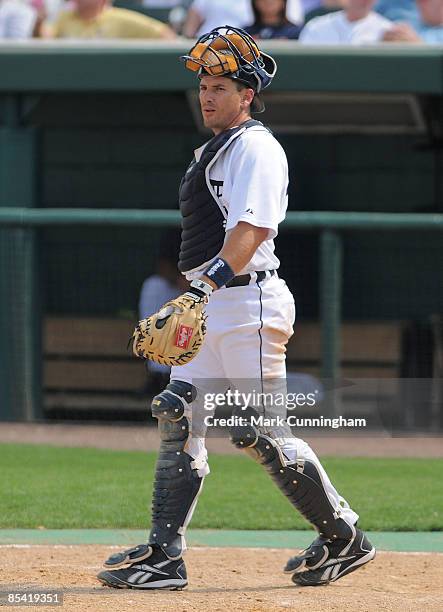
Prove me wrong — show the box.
[199,75,252,135]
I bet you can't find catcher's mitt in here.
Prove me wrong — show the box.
[132,292,207,366]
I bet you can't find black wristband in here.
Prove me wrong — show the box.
[203,258,235,288]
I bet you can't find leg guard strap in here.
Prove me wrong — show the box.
[230,406,260,449]
[104,544,153,569]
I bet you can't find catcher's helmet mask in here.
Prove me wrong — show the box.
[181,26,277,113]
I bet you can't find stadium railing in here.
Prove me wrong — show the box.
[0,207,442,421]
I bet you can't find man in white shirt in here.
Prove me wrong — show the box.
[299,0,392,43]
[0,0,37,38]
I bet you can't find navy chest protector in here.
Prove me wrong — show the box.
[178,120,262,273]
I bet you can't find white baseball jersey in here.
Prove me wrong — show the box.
[185,124,289,281]
[299,10,392,45]
[172,120,358,531]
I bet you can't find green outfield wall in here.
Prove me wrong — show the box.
[0,43,442,420]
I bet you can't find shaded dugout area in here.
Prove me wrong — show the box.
[0,46,442,424]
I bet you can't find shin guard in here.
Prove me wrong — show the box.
[231,423,353,540]
[149,381,205,558]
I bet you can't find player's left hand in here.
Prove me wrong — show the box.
[132,286,209,367]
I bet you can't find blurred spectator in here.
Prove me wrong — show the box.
[382,0,443,43]
[49,0,176,38]
[141,0,193,34]
[142,0,183,5]
[139,258,186,322]
[301,0,323,14]
[183,0,306,38]
[35,0,69,37]
[303,0,347,22]
[29,0,46,36]
[299,0,392,43]
[44,0,69,22]
[245,0,301,39]
[302,0,346,16]
[138,238,188,394]
[287,0,304,24]
[0,0,37,38]
[183,0,254,37]
[375,0,419,23]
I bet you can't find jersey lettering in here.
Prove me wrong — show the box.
[210,179,224,198]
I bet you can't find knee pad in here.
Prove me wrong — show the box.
[149,380,204,559]
[151,380,197,421]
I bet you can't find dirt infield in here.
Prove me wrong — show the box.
[1,422,443,457]
[2,545,443,612]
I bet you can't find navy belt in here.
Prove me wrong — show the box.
[225,269,276,288]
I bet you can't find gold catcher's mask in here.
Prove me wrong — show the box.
[181,26,277,98]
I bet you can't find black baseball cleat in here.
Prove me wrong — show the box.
[97,544,187,590]
[284,527,375,586]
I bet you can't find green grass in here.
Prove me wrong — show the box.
[0,443,441,531]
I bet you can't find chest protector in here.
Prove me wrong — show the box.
[178,119,262,273]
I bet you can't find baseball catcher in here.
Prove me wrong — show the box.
[97,26,375,591]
